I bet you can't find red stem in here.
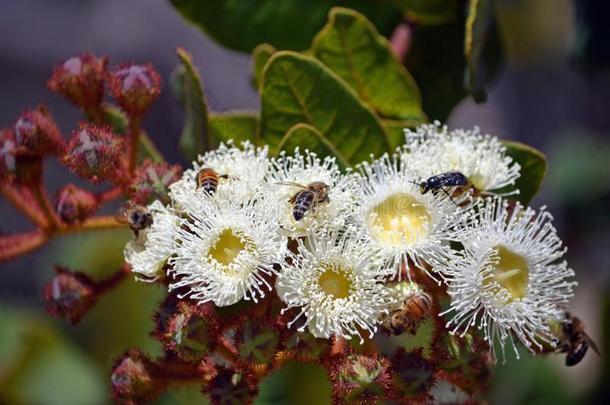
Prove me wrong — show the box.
[96,186,124,206]
[0,183,48,227]
[0,230,48,262]
[128,116,141,174]
[30,182,61,230]
[96,264,131,294]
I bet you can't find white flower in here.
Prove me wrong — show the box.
[169,141,269,210]
[169,194,287,306]
[276,229,395,343]
[402,122,521,194]
[124,200,179,281]
[439,198,576,360]
[354,154,461,280]
[265,149,357,238]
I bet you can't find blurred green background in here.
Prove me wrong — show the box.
[1,0,609,403]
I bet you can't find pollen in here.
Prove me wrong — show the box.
[368,193,431,247]
[207,228,251,267]
[488,245,529,301]
[318,264,353,299]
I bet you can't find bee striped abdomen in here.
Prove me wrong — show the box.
[200,177,218,195]
[197,168,220,195]
[293,191,315,220]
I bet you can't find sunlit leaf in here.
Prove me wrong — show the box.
[312,7,426,122]
[209,111,259,146]
[277,123,349,168]
[260,51,390,163]
[172,47,210,160]
[252,43,276,89]
[169,0,403,52]
[499,141,547,205]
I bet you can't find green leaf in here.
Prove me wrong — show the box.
[256,362,331,405]
[252,43,276,89]
[0,306,105,405]
[277,123,350,168]
[500,141,547,205]
[169,0,403,53]
[311,8,426,122]
[208,111,259,146]
[464,0,495,102]
[173,47,210,160]
[395,0,459,25]
[260,51,391,163]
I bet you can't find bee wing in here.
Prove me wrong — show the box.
[114,207,131,225]
[275,181,307,189]
[585,333,601,356]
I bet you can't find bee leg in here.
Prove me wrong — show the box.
[440,188,459,207]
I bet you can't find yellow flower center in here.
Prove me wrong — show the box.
[468,172,487,191]
[318,264,353,299]
[368,193,431,247]
[487,245,529,302]
[207,229,250,267]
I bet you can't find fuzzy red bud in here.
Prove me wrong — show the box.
[42,266,97,324]
[55,183,98,224]
[164,302,219,363]
[0,128,43,184]
[130,160,181,205]
[205,367,257,405]
[234,319,279,366]
[111,349,165,405]
[48,53,107,109]
[62,123,124,183]
[14,106,64,156]
[330,354,393,404]
[108,63,161,116]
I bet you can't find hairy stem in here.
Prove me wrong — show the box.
[128,116,142,174]
[0,230,48,262]
[96,187,124,206]
[31,182,61,230]
[0,183,47,226]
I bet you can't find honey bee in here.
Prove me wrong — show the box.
[196,167,230,195]
[115,203,153,236]
[556,312,600,366]
[279,181,330,221]
[384,290,432,335]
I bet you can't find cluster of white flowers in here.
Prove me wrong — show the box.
[124,123,576,357]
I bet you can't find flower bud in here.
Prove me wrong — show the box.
[48,53,107,109]
[62,123,124,183]
[111,349,165,405]
[14,106,64,156]
[130,160,181,205]
[0,128,43,184]
[330,354,393,404]
[42,266,97,324]
[234,319,279,366]
[205,367,257,405]
[0,129,18,181]
[55,183,98,224]
[164,302,219,363]
[108,63,161,116]
[390,348,435,399]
